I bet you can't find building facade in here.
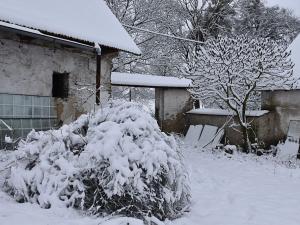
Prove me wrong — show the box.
[0,29,118,148]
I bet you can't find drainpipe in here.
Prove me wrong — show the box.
[95,43,102,105]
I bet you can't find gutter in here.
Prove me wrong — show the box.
[0,24,95,52]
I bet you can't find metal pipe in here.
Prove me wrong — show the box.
[0,119,13,131]
[95,45,102,105]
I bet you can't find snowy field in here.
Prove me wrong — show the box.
[1,147,300,225]
[171,149,300,225]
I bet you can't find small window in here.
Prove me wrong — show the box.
[52,72,69,98]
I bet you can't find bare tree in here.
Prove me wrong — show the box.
[185,35,297,151]
[105,0,237,75]
[105,0,184,75]
[235,0,300,43]
[105,0,300,77]
[178,0,236,41]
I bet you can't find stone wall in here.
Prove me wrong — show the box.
[0,30,116,124]
[155,88,193,134]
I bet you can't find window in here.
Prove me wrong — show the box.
[52,72,69,98]
[0,94,57,149]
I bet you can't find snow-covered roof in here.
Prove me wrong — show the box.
[0,0,141,55]
[111,72,193,88]
[188,108,269,117]
[290,35,300,78]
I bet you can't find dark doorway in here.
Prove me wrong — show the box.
[52,72,69,99]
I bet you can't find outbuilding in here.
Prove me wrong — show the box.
[111,72,194,133]
[0,0,140,148]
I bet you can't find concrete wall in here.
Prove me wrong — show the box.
[186,113,274,147]
[185,89,300,147]
[261,89,300,144]
[155,88,193,133]
[186,113,268,145]
[0,30,116,124]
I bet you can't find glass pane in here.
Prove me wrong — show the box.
[14,129,22,138]
[42,107,49,117]
[2,94,13,105]
[0,105,3,116]
[13,95,24,106]
[42,97,50,106]
[24,96,32,106]
[12,119,21,129]
[41,119,49,129]
[33,107,41,117]
[3,105,13,116]
[24,106,33,117]
[22,119,31,129]
[14,106,24,117]
[33,96,42,106]
[32,119,41,130]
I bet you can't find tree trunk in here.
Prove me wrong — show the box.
[241,125,251,153]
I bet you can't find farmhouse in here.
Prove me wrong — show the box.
[0,0,140,148]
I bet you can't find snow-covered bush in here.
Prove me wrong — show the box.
[4,101,190,220]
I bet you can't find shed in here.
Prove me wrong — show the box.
[111,72,194,133]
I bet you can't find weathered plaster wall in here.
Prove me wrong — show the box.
[99,51,117,103]
[261,90,300,144]
[155,88,193,133]
[0,30,115,124]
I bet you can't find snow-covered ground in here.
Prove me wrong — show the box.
[1,147,300,225]
[171,149,300,225]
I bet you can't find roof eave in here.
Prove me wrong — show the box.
[0,20,141,55]
[0,23,96,52]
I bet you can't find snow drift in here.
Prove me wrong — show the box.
[4,101,190,220]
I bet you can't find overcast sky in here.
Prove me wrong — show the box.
[266,0,300,17]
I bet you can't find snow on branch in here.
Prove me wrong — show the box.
[4,101,190,221]
[185,35,297,108]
